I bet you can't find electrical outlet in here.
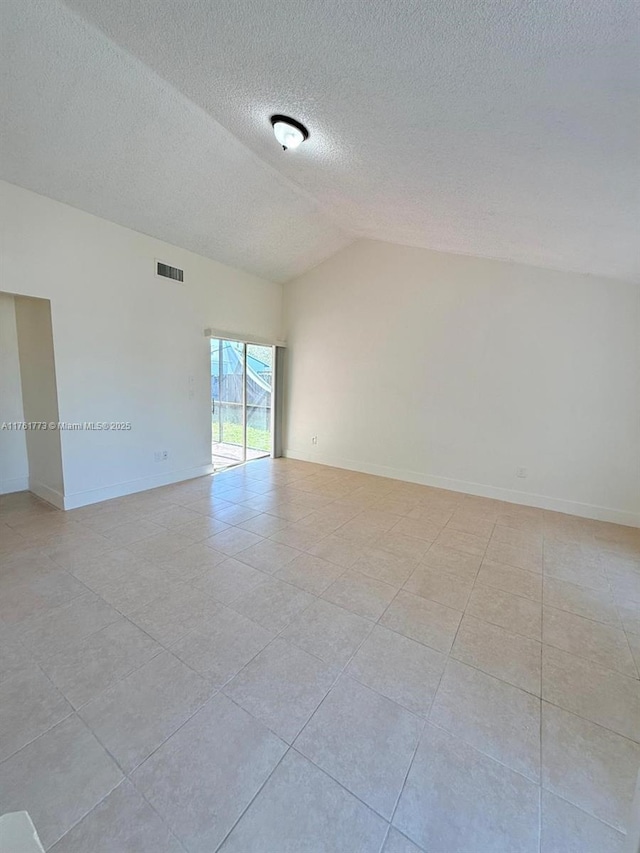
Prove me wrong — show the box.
[311,435,318,445]
[162,450,169,461]
[154,450,169,463]
[516,467,528,478]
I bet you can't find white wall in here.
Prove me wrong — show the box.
[283,240,640,526]
[14,295,65,502]
[0,180,283,508]
[0,292,29,493]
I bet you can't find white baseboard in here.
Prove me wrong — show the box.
[61,464,214,510]
[0,476,30,495]
[29,479,66,510]
[284,448,640,528]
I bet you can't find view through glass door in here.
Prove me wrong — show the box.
[210,338,273,471]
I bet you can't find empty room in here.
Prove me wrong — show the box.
[0,1,639,851]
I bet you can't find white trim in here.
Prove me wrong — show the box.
[29,480,65,510]
[269,344,276,459]
[283,448,640,528]
[61,464,214,510]
[242,342,248,463]
[0,476,30,495]
[204,328,287,348]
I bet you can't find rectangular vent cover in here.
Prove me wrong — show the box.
[156,261,184,282]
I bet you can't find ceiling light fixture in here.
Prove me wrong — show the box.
[270,115,309,151]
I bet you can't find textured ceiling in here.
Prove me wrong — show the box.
[2,0,639,282]
[0,0,351,281]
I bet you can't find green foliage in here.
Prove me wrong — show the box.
[212,420,270,452]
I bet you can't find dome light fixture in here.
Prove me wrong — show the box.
[270,115,309,151]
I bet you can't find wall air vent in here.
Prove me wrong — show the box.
[156,260,184,282]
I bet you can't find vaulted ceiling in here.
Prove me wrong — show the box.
[2,0,638,282]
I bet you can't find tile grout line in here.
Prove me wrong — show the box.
[386,717,429,850]
[539,534,547,853]
[209,742,292,852]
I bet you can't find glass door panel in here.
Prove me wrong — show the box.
[211,338,245,470]
[245,344,273,462]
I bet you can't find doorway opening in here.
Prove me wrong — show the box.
[210,338,273,471]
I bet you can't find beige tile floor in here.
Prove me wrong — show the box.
[0,457,638,851]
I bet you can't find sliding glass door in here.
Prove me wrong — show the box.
[210,338,273,470]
